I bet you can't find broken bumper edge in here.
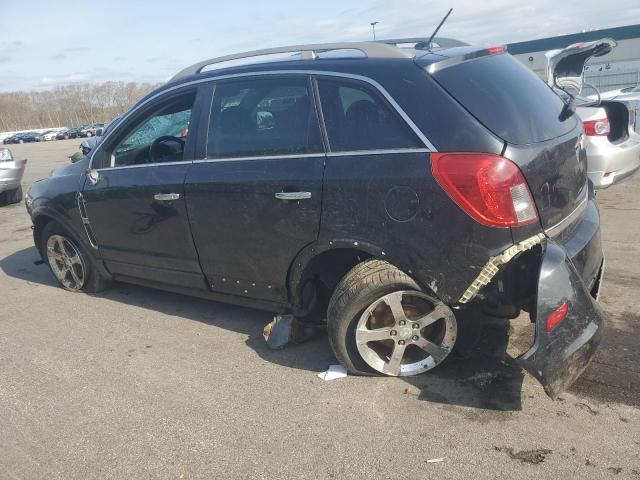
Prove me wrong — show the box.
[517,241,605,399]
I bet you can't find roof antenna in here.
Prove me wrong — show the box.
[417,8,453,50]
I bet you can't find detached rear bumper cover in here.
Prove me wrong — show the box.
[517,241,605,398]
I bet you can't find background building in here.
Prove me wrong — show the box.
[508,24,640,92]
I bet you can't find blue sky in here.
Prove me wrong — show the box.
[1,0,639,91]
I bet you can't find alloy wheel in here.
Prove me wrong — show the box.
[46,235,86,290]
[355,291,457,376]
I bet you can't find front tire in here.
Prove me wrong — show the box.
[327,260,457,377]
[41,221,111,293]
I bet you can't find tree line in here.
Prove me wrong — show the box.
[0,81,160,132]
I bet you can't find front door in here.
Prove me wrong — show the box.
[185,75,325,302]
[82,88,206,289]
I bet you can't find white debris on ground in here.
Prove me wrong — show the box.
[318,364,348,381]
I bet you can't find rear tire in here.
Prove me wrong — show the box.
[327,259,457,377]
[41,221,111,293]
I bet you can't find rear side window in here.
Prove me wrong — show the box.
[432,54,578,145]
[207,77,322,158]
[316,78,423,152]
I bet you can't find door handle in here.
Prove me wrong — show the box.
[154,193,180,201]
[275,191,312,201]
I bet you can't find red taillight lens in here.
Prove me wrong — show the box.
[431,153,539,227]
[486,45,507,55]
[546,301,569,332]
[583,118,610,136]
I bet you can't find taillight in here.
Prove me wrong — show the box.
[486,45,507,55]
[583,118,610,136]
[431,153,539,227]
[546,301,569,332]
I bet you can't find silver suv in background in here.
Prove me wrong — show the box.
[0,148,26,205]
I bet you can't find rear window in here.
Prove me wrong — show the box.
[432,54,578,145]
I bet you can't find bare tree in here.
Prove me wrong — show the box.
[0,81,159,131]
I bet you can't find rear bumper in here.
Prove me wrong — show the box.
[586,135,640,187]
[517,195,605,398]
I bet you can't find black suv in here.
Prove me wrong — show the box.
[25,39,605,397]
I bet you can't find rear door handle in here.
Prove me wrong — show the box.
[275,191,312,201]
[154,193,180,201]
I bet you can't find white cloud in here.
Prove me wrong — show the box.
[39,73,91,86]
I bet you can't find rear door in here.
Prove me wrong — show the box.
[184,75,325,302]
[430,53,586,230]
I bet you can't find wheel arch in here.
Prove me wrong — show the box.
[31,207,81,259]
[286,238,442,318]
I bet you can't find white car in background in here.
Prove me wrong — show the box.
[36,130,59,142]
[546,39,640,188]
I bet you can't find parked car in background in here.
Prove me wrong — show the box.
[55,128,72,140]
[546,40,640,188]
[36,130,59,142]
[78,117,122,157]
[0,147,26,205]
[20,132,39,143]
[65,127,81,139]
[3,132,38,144]
[3,133,23,144]
[27,39,605,399]
[78,124,103,137]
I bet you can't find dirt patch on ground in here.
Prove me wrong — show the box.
[494,446,552,465]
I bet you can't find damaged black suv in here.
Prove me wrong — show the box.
[26,38,605,398]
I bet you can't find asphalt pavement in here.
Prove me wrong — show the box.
[0,140,638,479]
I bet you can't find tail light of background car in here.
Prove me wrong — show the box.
[583,118,610,136]
[431,152,539,227]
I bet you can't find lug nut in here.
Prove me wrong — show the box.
[390,330,397,336]
[412,323,419,329]
[398,340,405,345]
[399,320,406,326]
[412,335,419,341]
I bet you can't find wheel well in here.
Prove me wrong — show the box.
[33,215,54,257]
[292,248,373,320]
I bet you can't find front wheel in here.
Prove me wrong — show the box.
[327,260,457,377]
[41,221,111,293]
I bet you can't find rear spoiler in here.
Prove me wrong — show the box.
[416,45,508,74]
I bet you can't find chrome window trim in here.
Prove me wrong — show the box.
[194,153,325,164]
[89,69,437,170]
[189,149,430,165]
[95,160,192,172]
[327,148,430,157]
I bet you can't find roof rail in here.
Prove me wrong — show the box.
[170,42,413,82]
[378,37,469,48]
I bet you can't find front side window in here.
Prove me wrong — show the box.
[207,77,322,158]
[111,91,195,167]
[316,78,422,152]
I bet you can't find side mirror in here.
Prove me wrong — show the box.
[86,168,101,185]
